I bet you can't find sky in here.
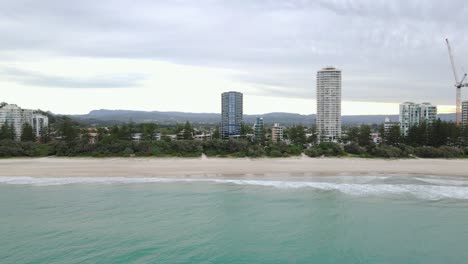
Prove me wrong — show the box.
[1,0,467,115]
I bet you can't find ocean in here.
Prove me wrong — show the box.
[1,175,468,263]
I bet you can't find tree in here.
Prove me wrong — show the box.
[117,124,132,141]
[385,125,401,146]
[142,123,157,141]
[10,123,16,140]
[427,119,449,147]
[461,125,468,146]
[20,123,35,142]
[59,117,78,142]
[0,123,16,140]
[40,127,51,143]
[345,127,360,143]
[0,122,14,140]
[183,121,193,140]
[358,125,372,147]
[96,127,108,142]
[212,126,220,139]
[240,122,253,136]
[288,125,306,145]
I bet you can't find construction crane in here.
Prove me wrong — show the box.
[446,38,468,125]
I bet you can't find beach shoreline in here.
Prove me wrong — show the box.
[0,157,467,178]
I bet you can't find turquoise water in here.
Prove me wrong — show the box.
[1,176,468,263]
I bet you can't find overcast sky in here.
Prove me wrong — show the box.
[1,0,467,115]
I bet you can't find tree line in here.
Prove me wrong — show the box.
[1,117,468,158]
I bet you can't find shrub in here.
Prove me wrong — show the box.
[414,147,439,158]
[437,146,463,158]
[317,142,344,156]
[464,147,468,156]
[372,145,403,158]
[287,145,304,155]
[344,143,365,155]
[122,147,134,157]
[247,145,265,158]
[414,146,463,159]
[304,148,321,157]
[269,150,283,157]
[398,144,415,157]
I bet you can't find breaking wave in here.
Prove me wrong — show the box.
[1,176,468,200]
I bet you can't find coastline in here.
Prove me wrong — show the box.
[0,157,467,178]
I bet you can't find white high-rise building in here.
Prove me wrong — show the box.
[32,113,49,138]
[462,101,468,128]
[420,102,437,124]
[316,66,342,142]
[399,102,437,136]
[0,104,49,140]
[399,102,420,136]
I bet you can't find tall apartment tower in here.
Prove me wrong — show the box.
[254,117,264,142]
[462,101,468,128]
[399,102,420,136]
[316,67,342,142]
[221,91,243,139]
[32,113,49,138]
[399,102,437,136]
[420,102,438,123]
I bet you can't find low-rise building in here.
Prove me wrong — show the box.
[271,123,284,143]
[88,132,99,144]
[131,133,143,142]
[370,132,382,144]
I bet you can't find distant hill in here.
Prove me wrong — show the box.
[70,109,456,126]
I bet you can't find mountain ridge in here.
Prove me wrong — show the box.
[70,109,456,125]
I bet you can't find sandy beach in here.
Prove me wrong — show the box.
[0,157,467,178]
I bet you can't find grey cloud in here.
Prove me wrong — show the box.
[0,0,467,104]
[1,67,145,88]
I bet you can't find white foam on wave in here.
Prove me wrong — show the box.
[1,176,468,200]
[414,177,468,187]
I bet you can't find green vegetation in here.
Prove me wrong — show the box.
[0,122,15,141]
[1,117,468,159]
[20,123,35,142]
[0,140,54,157]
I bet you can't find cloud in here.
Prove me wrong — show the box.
[0,0,467,105]
[0,67,145,88]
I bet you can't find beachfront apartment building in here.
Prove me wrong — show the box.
[399,102,437,136]
[254,117,264,142]
[420,102,438,123]
[316,66,342,142]
[383,117,400,135]
[221,91,243,139]
[462,101,468,128]
[32,113,49,138]
[271,123,284,142]
[0,104,49,140]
